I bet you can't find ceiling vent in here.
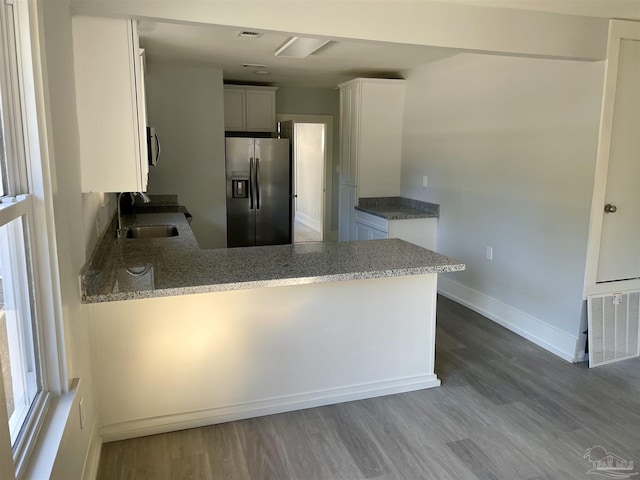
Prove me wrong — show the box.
[274,36,331,58]
[238,31,263,38]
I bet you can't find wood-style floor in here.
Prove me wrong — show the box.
[96,296,640,480]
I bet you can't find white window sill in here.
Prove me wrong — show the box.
[19,379,79,480]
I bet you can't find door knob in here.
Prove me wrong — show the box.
[604,204,617,213]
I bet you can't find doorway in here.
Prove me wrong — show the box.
[293,123,324,242]
[277,115,333,243]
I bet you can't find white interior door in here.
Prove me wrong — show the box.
[596,35,640,283]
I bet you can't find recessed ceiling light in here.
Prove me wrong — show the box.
[242,63,268,68]
[254,70,271,75]
[274,36,331,58]
[238,31,263,38]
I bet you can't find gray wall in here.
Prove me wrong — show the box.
[276,87,340,232]
[401,53,604,341]
[145,63,227,249]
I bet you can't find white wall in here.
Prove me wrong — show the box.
[145,63,226,249]
[37,0,102,477]
[401,53,604,359]
[70,0,608,60]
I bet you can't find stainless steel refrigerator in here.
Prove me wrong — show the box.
[225,137,292,247]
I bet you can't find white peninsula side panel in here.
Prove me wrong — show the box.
[89,274,439,441]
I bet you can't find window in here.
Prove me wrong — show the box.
[0,0,64,476]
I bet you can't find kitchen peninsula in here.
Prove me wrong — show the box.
[82,210,464,442]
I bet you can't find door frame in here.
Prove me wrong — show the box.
[276,114,333,243]
[583,20,640,297]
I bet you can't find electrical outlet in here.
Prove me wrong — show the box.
[422,176,428,187]
[486,246,493,261]
[79,396,85,430]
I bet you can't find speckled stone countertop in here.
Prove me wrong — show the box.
[355,197,439,220]
[81,211,464,304]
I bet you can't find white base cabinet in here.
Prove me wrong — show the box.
[338,184,357,242]
[72,16,148,193]
[89,274,440,442]
[355,210,437,251]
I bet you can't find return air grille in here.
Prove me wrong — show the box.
[587,291,640,367]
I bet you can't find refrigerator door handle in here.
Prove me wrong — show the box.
[256,157,261,210]
[249,157,254,210]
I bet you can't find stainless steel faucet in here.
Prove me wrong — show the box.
[117,192,151,238]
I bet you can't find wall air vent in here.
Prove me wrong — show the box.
[238,31,263,38]
[587,290,640,367]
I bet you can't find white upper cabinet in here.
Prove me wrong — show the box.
[72,16,148,193]
[338,79,405,195]
[223,88,246,131]
[224,86,277,132]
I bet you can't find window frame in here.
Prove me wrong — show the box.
[0,0,68,477]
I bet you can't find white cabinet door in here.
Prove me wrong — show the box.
[337,78,404,196]
[370,228,388,240]
[246,89,276,132]
[223,88,247,131]
[338,184,357,242]
[355,223,370,241]
[73,16,148,193]
[355,223,388,240]
[355,210,389,241]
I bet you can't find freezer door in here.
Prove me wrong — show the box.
[226,137,256,247]
[254,138,292,246]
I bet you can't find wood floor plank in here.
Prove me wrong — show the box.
[319,402,394,478]
[269,408,365,480]
[234,415,291,480]
[96,296,640,480]
[446,438,502,480]
[357,395,479,480]
[169,452,212,480]
[200,422,251,480]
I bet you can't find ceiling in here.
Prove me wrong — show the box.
[137,0,639,89]
[447,0,640,20]
[138,22,459,88]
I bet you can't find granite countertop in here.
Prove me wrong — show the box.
[81,211,464,304]
[355,197,439,220]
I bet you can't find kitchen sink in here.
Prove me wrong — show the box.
[126,224,179,239]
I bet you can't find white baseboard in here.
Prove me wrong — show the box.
[100,374,440,442]
[438,276,579,363]
[295,211,321,233]
[82,419,102,480]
